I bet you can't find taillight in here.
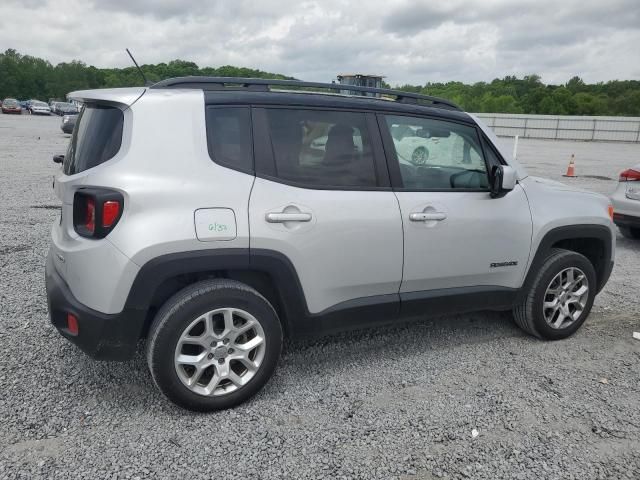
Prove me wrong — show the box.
[73,188,124,239]
[102,201,121,227]
[619,169,640,182]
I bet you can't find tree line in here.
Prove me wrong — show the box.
[1,49,638,116]
[395,75,640,116]
[0,49,292,102]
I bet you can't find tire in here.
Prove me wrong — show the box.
[146,279,283,411]
[619,226,640,240]
[513,248,597,340]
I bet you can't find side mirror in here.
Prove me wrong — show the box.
[53,154,64,164]
[490,165,517,198]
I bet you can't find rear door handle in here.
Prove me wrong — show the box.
[409,212,447,222]
[265,212,312,223]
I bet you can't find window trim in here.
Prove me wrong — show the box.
[376,112,493,193]
[252,106,391,191]
[205,105,255,175]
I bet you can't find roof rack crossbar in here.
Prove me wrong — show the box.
[150,76,461,111]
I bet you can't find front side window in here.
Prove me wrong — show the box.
[206,107,253,173]
[265,109,377,188]
[384,115,489,190]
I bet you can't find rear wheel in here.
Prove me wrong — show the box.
[146,279,283,411]
[513,248,597,340]
[619,226,640,239]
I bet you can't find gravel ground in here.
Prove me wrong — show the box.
[1,113,640,480]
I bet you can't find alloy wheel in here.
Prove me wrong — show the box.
[542,267,589,329]
[174,308,266,396]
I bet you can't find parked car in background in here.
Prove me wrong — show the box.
[54,102,78,116]
[60,114,78,133]
[27,100,52,115]
[2,98,22,114]
[611,164,640,239]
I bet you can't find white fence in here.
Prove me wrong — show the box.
[473,113,640,143]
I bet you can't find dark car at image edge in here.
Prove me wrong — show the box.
[61,113,78,134]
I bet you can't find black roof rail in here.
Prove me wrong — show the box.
[149,76,462,111]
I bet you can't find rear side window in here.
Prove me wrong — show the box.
[205,107,253,173]
[265,109,378,188]
[64,105,124,175]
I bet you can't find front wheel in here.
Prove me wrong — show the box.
[513,248,597,340]
[146,279,283,411]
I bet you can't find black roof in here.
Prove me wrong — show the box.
[150,76,466,116]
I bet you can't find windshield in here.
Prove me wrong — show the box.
[3,99,18,105]
[32,101,47,107]
[64,105,124,175]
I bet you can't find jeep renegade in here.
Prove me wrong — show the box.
[45,77,615,411]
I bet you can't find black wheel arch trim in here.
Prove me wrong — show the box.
[124,225,613,340]
[124,248,529,338]
[123,248,308,335]
[519,224,614,301]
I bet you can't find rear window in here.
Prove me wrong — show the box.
[64,105,124,175]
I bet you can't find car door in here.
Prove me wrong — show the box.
[249,107,403,315]
[379,113,533,295]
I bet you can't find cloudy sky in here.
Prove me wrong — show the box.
[1,0,639,85]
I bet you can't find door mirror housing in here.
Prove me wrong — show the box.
[490,165,517,198]
[53,154,64,164]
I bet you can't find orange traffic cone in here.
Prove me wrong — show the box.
[563,154,577,177]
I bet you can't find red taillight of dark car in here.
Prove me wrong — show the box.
[73,188,124,239]
[619,169,640,182]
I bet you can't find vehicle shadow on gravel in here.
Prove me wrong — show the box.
[59,309,525,410]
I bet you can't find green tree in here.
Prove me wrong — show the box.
[1,49,639,116]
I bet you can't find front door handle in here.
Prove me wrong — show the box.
[265,212,312,223]
[409,212,447,222]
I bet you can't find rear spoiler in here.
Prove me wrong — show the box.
[67,87,146,108]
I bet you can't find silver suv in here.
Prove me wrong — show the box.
[45,78,615,411]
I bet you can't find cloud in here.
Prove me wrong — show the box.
[0,0,638,85]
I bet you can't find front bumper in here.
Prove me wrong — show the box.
[613,213,640,229]
[45,251,145,360]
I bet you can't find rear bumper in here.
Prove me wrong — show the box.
[613,213,640,229]
[45,251,145,360]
